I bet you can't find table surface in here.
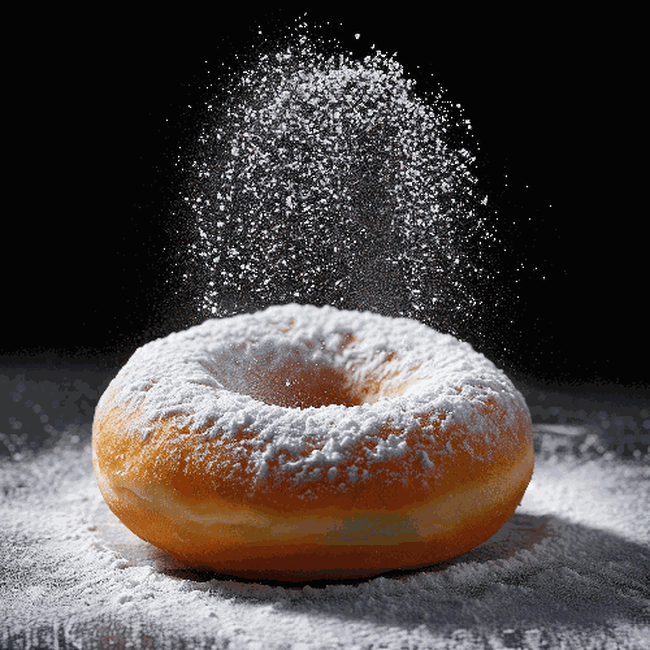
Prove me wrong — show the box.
[1,365,649,650]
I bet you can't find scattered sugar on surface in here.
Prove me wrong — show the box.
[2,429,648,649]
[2,370,648,648]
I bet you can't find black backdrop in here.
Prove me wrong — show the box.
[5,8,647,395]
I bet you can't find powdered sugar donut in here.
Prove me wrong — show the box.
[92,303,534,581]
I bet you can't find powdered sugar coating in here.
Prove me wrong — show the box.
[98,304,529,490]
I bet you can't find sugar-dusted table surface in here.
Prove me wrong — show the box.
[1,365,649,649]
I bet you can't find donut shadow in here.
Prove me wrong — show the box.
[211,514,650,631]
[90,497,650,629]
[89,479,650,630]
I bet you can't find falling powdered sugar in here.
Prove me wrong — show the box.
[177,32,493,338]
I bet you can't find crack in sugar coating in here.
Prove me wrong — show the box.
[94,305,531,512]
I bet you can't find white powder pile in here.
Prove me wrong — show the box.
[1,418,649,649]
[99,304,526,493]
[178,27,494,339]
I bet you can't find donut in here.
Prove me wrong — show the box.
[92,303,534,581]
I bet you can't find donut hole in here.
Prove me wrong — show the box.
[243,357,363,409]
[206,345,414,409]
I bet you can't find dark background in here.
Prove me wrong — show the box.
[5,8,647,396]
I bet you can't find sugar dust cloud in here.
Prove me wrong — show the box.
[176,24,503,343]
